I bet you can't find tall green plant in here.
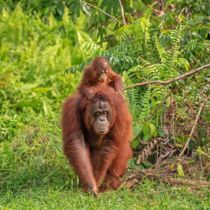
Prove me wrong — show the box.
[0,5,100,142]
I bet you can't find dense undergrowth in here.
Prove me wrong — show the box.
[0,1,209,209]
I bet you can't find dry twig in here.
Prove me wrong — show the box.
[137,137,167,164]
[118,0,126,25]
[162,178,209,187]
[121,169,210,189]
[179,95,210,157]
[81,1,122,24]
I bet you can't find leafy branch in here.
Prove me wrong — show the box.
[125,63,210,90]
[80,0,122,24]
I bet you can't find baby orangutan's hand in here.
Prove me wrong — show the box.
[86,89,95,100]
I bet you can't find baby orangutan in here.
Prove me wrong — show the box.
[78,57,123,99]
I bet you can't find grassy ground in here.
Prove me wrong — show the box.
[0,114,209,210]
[1,181,209,210]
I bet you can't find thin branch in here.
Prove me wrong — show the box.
[118,0,126,25]
[81,1,122,24]
[163,178,210,187]
[179,95,210,157]
[121,169,210,189]
[124,63,210,90]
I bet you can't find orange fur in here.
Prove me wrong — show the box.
[78,57,123,99]
[61,86,132,193]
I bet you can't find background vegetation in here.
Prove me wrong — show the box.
[0,0,209,209]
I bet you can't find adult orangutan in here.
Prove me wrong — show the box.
[78,57,123,100]
[61,86,132,195]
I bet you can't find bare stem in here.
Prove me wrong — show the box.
[179,95,210,157]
[81,1,122,24]
[118,0,126,25]
[124,63,210,90]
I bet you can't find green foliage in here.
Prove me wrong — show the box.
[0,6,101,142]
[105,14,185,142]
[0,2,209,208]
[104,8,209,146]
[0,116,77,193]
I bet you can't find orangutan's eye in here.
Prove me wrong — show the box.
[94,111,100,116]
[102,111,108,115]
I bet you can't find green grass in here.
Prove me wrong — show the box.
[1,182,209,210]
[0,115,209,210]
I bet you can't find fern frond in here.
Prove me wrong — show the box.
[155,36,168,63]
